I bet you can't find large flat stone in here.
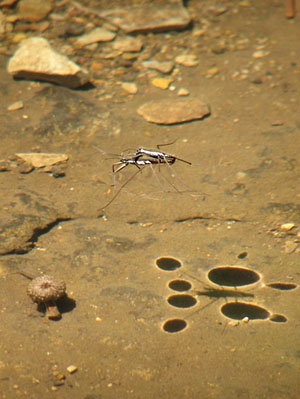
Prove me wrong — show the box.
[100,2,191,34]
[137,98,210,125]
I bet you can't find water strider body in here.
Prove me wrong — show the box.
[100,144,195,210]
[134,147,191,166]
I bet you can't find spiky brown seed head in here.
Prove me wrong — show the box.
[27,275,66,303]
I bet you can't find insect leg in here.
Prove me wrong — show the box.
[100,166,144,211]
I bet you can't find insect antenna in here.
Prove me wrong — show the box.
[92,145,121,158]
[156,139,177,149]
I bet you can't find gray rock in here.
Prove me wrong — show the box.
[100,2,191,34]
[137,98,210,125]
[7,37,90,89]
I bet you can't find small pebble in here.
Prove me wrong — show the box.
[121,82,138,94]
[0,160,11,171]
[142,60,174,74]
[192,29,206,37]
[252,50,268,59]
[12,32,27,43]
[113,36,143,52]
[177,88,190,96]
[207,66,219,76]
[236,171,247,180]
[122,53,138,61]
[7,100,24,111]
[175,54,198,67]
[280,223,295,231]
[239,0,250,6]
[75,27,116,47]
[66,365,78,374]
[229,321,239,327]
[151,77,172,90]
[283,240,298,254]
[271,120,283,126]
[18,162,34,174]
[211,44,226,54]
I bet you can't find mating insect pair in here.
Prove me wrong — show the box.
[100,143,200,210]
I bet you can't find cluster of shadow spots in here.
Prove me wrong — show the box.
[155,257,298,334]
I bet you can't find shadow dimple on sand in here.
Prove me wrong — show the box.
[269,314,288,323]
[167,294,197,308]
[156,256,182,271]
[168,279,192,292]
[207,266,261,287]
[162,318,187,333]
[266,282,298,291]
[220,302,270,321]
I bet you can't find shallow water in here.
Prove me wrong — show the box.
[1,1,300,397]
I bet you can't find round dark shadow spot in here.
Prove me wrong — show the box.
[269,314,288,323]
[221,302,270,320]
[237,251,248,259]
[208,266,260,287]
[167,294,197,308]
[163,319,187,333]
[266,282,297,291]
[156,257,182,271]
[168,279,192,292]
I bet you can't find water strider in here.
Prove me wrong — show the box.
[99,142,201,211]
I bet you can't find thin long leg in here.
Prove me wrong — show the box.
[160,154,203,195]
[150,162,182,193]
[100,166,145,211]
[113,162,129,173]
[148,163,170,192]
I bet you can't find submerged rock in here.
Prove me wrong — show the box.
[7,37,90,88]
[137,98,210,125]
